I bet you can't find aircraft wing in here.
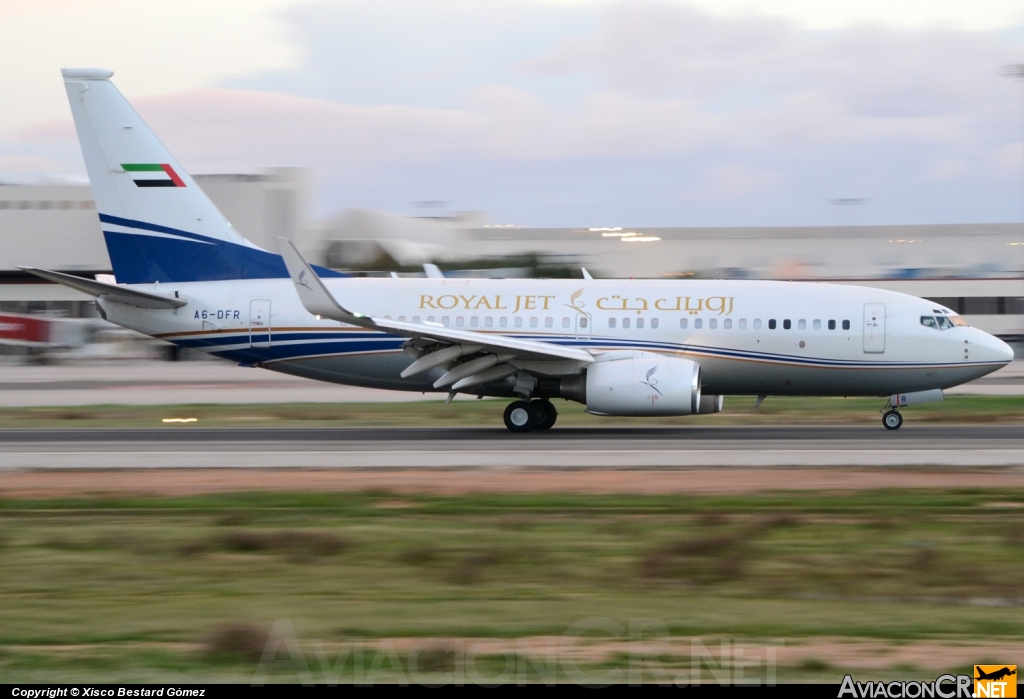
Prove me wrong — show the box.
[18,267,187,309]
[277,238,593,389]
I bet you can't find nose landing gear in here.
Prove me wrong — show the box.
[882,409,903,430]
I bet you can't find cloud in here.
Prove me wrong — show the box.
[0,0,301,133]
[689,164,786,199]
[671,0,1024,31]
[6,0,1024,225]
[0,154,71,177]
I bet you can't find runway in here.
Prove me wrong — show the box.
[2,425,1023,469]
[0,358,1020,407]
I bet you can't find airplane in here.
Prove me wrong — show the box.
[975,667,1016,682]
[22,68,1014,432]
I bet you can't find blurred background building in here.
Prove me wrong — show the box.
[1,168,1022,358]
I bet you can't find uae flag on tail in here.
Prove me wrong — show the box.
[121,163,186,187]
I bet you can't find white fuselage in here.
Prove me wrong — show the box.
[97,277,1013,398]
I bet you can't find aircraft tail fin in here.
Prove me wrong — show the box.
[61,68,342,284]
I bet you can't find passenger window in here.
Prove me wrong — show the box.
[768,319,777,330]
[623,318,631,329]
[783,319,791,330]
[709,318,717,329]
[545,317,553,328]
[456,317,464,327]
[828,320,836,330]
[753,319,761,329]
[812,319,820,330]
[500,317,508,328]
[651,318,659,329]
[398,315,406,322]
[842,320,850,330]
[636,318,645,329]
[530,317,538,328]
[920,316,938,329]
[412,316,421,323]
[798,319,806,330]
[724,318,732,329]
[609,318,617,329]
[739,319,747,329]
[562,317,570,328]
[580,317,588,328]
[485,317,493,328]
[470,317,479,328]
[694,318,703,329]
[514,317,523,328]
[936,316,954,330]
[442,316,450,326]
[680,318,688,329]
[427,316,435,323]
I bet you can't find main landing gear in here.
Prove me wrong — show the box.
[882,409,903,430]
[503,399,557,433]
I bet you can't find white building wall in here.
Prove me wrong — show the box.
[0,168,312,274]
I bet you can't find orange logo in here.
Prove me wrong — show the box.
[975,665,1017,698]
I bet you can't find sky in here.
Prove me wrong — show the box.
[2,0,1024,226]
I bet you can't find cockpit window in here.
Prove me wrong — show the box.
[922,315,968,330]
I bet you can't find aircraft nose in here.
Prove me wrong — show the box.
[976,329,1014,364]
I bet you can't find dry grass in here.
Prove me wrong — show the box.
[0,489,1022,682]
[203,623,271,663]
[220,530,347,560]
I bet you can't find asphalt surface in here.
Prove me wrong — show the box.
[0,358,1020,406]
[1,425,1022,469]
[0,424,1021,443]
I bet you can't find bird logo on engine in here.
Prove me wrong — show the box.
[641,366,663,402]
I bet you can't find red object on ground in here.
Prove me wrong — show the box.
[0,313,52,344]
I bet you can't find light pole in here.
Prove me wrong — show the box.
[1004,64,1024,231]
[1004,64,1024,302]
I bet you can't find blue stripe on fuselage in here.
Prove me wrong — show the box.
[99,214,345,284]
[166,329,996,370]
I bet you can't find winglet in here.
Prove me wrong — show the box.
[581,267,593,280]
[423,263,444,279]
[276,238,369,326]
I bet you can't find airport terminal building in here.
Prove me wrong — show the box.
[1,175,1022,351]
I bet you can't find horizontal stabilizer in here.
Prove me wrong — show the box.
[18,267,186,309]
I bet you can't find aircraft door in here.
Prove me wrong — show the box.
[863,303,885,353]
[249,299,272,348]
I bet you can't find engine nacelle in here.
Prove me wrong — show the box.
[584,353,701,416]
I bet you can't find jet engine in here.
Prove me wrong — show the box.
[582,353,701,416]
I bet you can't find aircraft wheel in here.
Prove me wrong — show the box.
[504,400,536,433]
[532,399,558,430]
[882,410,903,430]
